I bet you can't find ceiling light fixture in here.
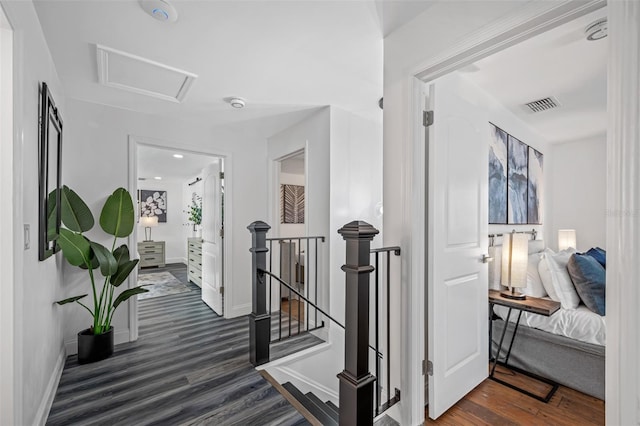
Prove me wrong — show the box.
[140,0,178,23]
[228,97,246,109]
[154,176,162,180]
[585,18,607,41]
[173,154,184,159]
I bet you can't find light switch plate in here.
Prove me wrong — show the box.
[24,224,30,250]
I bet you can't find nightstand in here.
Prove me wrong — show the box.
[489,289,561,402]
[137,241,166,268]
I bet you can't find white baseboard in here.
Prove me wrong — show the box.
[35,347,65,426]
[227,302,251,318]
[166,257,186,265]
[64,328,131,355]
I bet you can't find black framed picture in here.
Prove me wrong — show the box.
[38,82,63,261]
[528,146,544,224]
[489,123,508,224]
[139,190,167,222]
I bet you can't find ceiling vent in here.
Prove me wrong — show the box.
[96,44,197,103]
[524,96,561,113]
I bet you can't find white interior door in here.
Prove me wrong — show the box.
[201,160,223,315]
[427,73,489,419]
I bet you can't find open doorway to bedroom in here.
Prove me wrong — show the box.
[421,5,607,421]
[274,150,307,323]
[134,142,226,324]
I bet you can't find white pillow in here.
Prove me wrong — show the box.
[538,248,580,309]
[523,253,546,297]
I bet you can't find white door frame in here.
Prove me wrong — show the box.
[268,147,308,238]
[0,5,19,424]
[127,135,234,340]
[402,1,607,423]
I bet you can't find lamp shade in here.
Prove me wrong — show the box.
[558,229,576,251]
[501,232,528,289]
[140,216,159,227]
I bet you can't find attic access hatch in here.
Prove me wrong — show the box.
[96,44,197,103]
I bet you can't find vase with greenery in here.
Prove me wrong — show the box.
[188,193,202,234]
[55,186,148,363]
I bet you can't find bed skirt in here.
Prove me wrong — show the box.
[491,319,605,400]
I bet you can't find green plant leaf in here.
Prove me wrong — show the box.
[78,249,100,270]
[112,286,148,309]
[100,188,135,238]
[56,294,88,305]
[57,228,91,267]
[61,186,94,232]
[110,259,139,287]
[113,244,131,266]
[89,241,118,276]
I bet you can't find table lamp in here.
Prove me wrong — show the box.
[140,216,158,241]
[558,229,576,251]
[501,232,528,300]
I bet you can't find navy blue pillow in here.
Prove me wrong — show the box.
[567,253,606,316]
[585,247,606,268]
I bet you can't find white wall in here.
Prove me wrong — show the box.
[547,135,606,251]
[1,1,66,424]
[62,99,268,355]
[137,179,186,263]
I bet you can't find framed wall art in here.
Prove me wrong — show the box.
[281,184,304,224]
[140,190,167,222]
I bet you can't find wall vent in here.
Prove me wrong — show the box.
[524,96,561,113]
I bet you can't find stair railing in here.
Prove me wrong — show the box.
[248,221,401,425]
[265,235,326,342]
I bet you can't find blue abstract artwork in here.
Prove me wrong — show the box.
[489,124,507,224]
[528,147,543,224]
[507,135,528,224]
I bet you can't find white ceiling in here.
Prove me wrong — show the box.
[137,144,218,181]
[33,0,403,139]
[462,7,607,144]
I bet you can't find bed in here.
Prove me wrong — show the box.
[488,237,605,400]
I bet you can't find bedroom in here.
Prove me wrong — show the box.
[435,5,607,412]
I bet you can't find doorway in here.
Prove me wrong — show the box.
[129,138,228,339]
[274,150,307,319]
[413,3,608,421]
[0,4,16,423]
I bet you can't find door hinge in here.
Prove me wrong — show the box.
[423,110,434,127]
[220,286,224,295]
[423,360,433,376]
[219,228,224,238]
[219,172,224,179]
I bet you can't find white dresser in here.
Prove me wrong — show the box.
[187,238,203,287]
[137,241,166,268]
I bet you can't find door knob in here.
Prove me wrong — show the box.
[482,254,493,263]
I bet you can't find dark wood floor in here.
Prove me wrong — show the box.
[425,365,605,425]
[46,264,321,426]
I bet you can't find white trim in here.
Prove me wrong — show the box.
[33,347,65,426]
[256,341,332,370]
[401,2,608,423]
[165,257,185,265]
[228,302,251,318]
[605,2,640,424]
[0,6,17,424]
[96,44,197,103]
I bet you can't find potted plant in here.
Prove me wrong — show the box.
[55,186,148,364]
[187,193,202,236]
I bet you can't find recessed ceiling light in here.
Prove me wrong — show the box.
[140,0,178,23]
[173,154,184,159]
[154,176,162,180]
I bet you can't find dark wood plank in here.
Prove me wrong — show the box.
[489,289,561,316]
[46,264,318,425]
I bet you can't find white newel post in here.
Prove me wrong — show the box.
[606,2,640,425]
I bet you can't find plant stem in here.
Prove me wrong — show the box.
[87,266,99,331]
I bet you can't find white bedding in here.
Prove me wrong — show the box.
[494,303,606,346]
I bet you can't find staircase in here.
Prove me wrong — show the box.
[273,380,399,426]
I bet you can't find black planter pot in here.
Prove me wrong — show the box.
[77,327,114,364]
